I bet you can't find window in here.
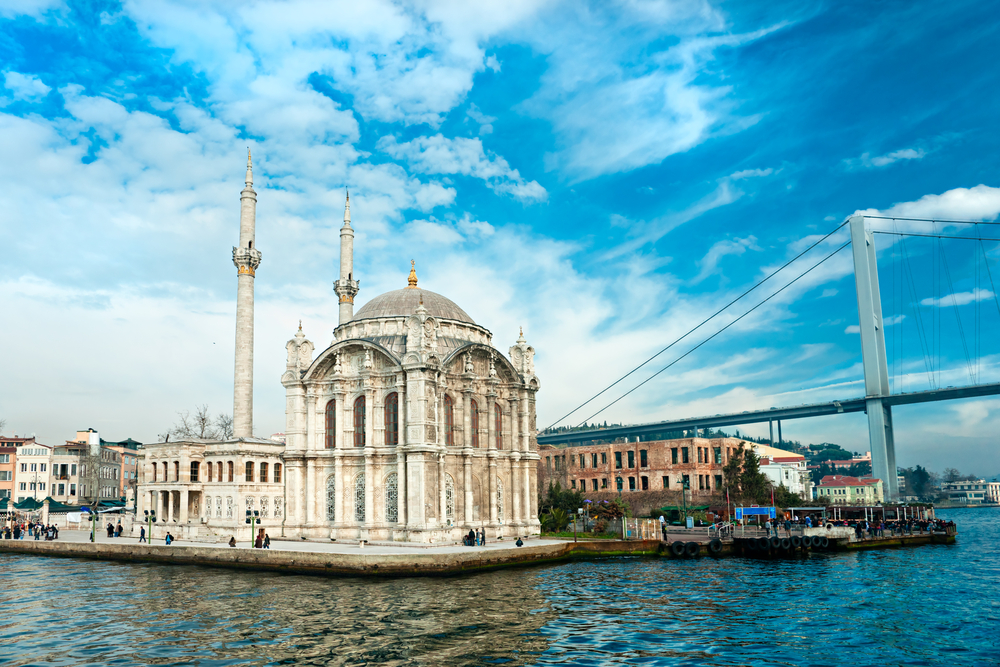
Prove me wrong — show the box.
[470,399,479,448]
[388,473,400,522]
[698,448,703,463]
[385,393,399,446]
[546,456,551,470]
[601,453,607,464]
[70,484,76,496]
[0,454,7,463]
[699,475,705,490]
[190,462,199,482]
[592,479,598,491]
[217,462,223,481]
[494,404,502,449]
[662,476,669,489]
[354,473,365,522]
[714,447,722,464]
[641,476,649,491]
[0,471,10,481]
[615,452,622,469]
[602,478,608,489]
[592,453,598,468]
[682,448,689,464]
[325,400,336,449]
[40,463,46,472]
[274,464,282,483]
[71,464,77,476]
[640,450,648,467]
[19,482,26,490]
[30,463,36,472]
[628,477,636,491]
[174,461,179,481]
[444,395,454,445]
[354,396,366,447]
[207,463,213,482]
[326,475,336,521]
[152,465,157,482]
[19,464,25,472]
[571,480,576,489]
[616,477,623,491]
[229,462,235,482]
[245,461,254,482]
[671,448,678,464]
[714,475,723,489]
[554,457,561,470]
[627,451,635,468]
[260,462,269,482]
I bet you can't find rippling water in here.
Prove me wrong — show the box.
[1,508,997,666]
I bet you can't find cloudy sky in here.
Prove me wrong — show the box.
[2,0,999,475]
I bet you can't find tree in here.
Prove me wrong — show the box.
[160,405,234,442]
[723,445,772,505]
[539,482,584,516]
[943,467,962,483]
[0,418,5,434]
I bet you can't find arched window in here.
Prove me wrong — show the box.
[470,399,479,448]
[162,462,168,481]
[174,461,179,481]
[190,462,199,482]
[274,463,282,483]
[385,473,398,523]
[384,393,399,447]
[228,461,234,482]
[354,396,366,447]
[207,462,213,482]
[354,473,365,522]
[245,461,254,482]
[495,404,502,449]
[152,463,157,482]
[444,395,454,445]
[325,400,336,449]
[217,462,223,482]
[260,462,269,483]
[326,475,336,521]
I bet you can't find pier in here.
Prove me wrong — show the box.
[0,526,956,577]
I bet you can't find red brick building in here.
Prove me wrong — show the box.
[538,437,748,500]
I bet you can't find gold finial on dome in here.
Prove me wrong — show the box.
[407,260,418,289]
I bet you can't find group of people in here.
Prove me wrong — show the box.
[105,522,125,538]
[464,528,489,546]
[851,518,954,540]
[2,521,59,540]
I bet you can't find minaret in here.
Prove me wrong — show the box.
[232,149,261,439]
[333,192,360,324]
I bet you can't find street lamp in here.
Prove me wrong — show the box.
[143,509,156,542]
[88,508,99,543]
[245,509,260,546]
[682,477,690,526]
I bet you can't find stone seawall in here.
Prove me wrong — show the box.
[0,539,664,578]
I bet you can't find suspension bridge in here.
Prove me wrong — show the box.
[540,214,1000,500]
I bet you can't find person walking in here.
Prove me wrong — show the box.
[139,526,146,543]
[165,532,174,545]
[764,519,772,538]
[783,518,791,538]
[263,534,270,549]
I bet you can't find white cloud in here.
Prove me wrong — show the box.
[845,147,925,170]
[0,0,61,18]
[377,134,547,202]
[859,184,1000,223]
[3,71,51,101]
[692,236,760,283]
[920,288,994,308]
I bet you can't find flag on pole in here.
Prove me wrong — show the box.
[771,486,775,507]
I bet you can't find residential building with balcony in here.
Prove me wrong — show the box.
[941,479,1000,504]
[13,440,52,503]
[815,475,884,504]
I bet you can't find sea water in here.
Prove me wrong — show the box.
[0,508,996,666]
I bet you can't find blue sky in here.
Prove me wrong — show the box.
[2,0,999,475]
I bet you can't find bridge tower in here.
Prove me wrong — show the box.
[849,215,898,500]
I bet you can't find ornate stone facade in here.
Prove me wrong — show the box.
[280,200,541,542]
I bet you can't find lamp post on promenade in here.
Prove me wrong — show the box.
[245,509,259,546]
[143,509,156,542]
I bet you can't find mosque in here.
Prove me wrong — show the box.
[136,155,542,542]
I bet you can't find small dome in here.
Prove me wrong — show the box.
[353,288,475,324]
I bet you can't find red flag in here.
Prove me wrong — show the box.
[771,486,775,507]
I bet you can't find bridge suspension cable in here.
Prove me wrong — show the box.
[541,220,849,432]
[570,240,852,428]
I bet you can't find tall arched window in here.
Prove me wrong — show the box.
[207,462,213,482]
[444,395,454,445]
[325,400,336,449]
[190,462,200,482]
[174,461,179,481]
[245,461,254,482]
[260,462,269,482]
[162,462,168,481]
[227,461,234,482]
[152,463,157,482]
[495,404,502,449]
[384,393,399,447]
[217,462,223,482]
[470,399,479,448]
[354,396,366,447]
[274,463,282,483]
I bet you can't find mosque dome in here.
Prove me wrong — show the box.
[352,287,475,324]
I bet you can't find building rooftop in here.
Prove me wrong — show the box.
[353,288,475,324]
[818,475,881,487]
